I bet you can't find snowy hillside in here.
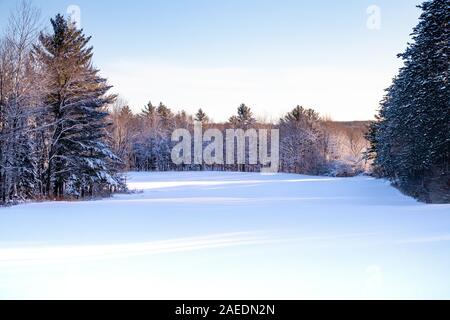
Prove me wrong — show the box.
[0,172,449,299]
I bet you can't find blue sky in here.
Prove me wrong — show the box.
[0,0,422,121]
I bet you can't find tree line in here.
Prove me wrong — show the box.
[109,100,370,176]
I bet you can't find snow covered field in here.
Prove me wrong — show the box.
[0,172,449,299]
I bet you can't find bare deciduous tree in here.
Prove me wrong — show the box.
[0,0,42,203]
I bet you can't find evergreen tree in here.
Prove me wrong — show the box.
[33,14,122,197]
[142,101,156,119]
[236,103,255,129]
[283,105,320,128]
[157,102,172,119]
[227,104,255,129]
[156,102,173,130]
[369,0,449,203]
[195,108,209,124]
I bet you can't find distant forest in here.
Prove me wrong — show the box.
[109,101,371,177]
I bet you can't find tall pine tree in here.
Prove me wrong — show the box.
[33,14,123,198]
[369,0,449,203]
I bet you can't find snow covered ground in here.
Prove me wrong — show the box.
[0,172,449,299]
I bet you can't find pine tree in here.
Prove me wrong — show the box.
[157,102,172,120]
[142,101,156,119]
[33,14,122,198]
[195,108,209,125]
[236,103,255,129]
[227,104,256,129]
[369,0,449,203]
[283,105,320,128]
[156,102,173,130]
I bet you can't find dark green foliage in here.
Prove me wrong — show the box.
[368,0,449,203]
